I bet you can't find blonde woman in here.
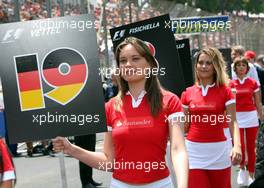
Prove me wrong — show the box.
[181,47,241,188]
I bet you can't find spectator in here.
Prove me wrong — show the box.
[74,135,102,188]
[104,72,118,102]
[255,55,264,105]
[249,121,264,188]
[231,46,260,86]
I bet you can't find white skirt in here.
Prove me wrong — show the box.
[186,139,231,169]
[236,110,259,128]
[110,176,174,188]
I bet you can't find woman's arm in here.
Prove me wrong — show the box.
[183,108,190,133]
[169,118,188,188]
[254,90,264,121]
[53,132,115,172]
[226,103,242,165]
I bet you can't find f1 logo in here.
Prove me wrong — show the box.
[2,29,24,43]
[113,29,125,41]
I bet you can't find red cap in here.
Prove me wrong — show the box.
[244,50,256,60]
[144,41,159,69]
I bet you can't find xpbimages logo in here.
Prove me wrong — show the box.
[32,112,100,126]
[165,16,231,34]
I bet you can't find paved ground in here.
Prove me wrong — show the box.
[13,133,248,188]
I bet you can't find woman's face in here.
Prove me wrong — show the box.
[235,62,247,76]
[231,50,240,61]
[119,44,150,83]
[196,53,215,81]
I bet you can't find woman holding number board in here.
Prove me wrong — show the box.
[53,37,188,188]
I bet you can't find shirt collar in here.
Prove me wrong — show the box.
[196,83,215,96]
[126,90,147,108]
[237,76,249,84]
[197,83,215,88]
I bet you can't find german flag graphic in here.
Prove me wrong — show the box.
[15,54,45,111]
[42,48,88,105]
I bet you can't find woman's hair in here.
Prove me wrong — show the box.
[194,47,229,86]
[233,56,250,74]
[256,54,264,65]
[231,45,245,56]
[114,37,163,116]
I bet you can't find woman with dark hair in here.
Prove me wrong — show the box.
[232,56,263,186]
[181,47,241,188]
[53,37,188,188]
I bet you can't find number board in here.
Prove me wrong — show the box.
[110,14,185,97]
[0,14,107,143]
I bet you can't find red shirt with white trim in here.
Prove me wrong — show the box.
[105,90,183,184]
[229,80,237,93]
[232,77,259,112]
[0,139,15,181]
[181,84,235,142]
[223,80,237,128]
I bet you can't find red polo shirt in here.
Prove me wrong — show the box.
[232,77,259,112]
[181,84,235,142]
[105,90,183,184]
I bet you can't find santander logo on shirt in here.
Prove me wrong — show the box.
[190,102,216,110]
[114,117,153,128]
[236,88,250,94]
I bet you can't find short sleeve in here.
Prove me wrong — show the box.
[167,94,184,121]
[253,80,260,93]
[228,80,236,93]
[105,101,112,132]
[0,140,15,181]
[180,91,189,109]
[225,86,235,106]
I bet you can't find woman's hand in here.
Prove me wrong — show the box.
[259,115,264,122]
[52,137,73,155]
[231,145,242,165]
